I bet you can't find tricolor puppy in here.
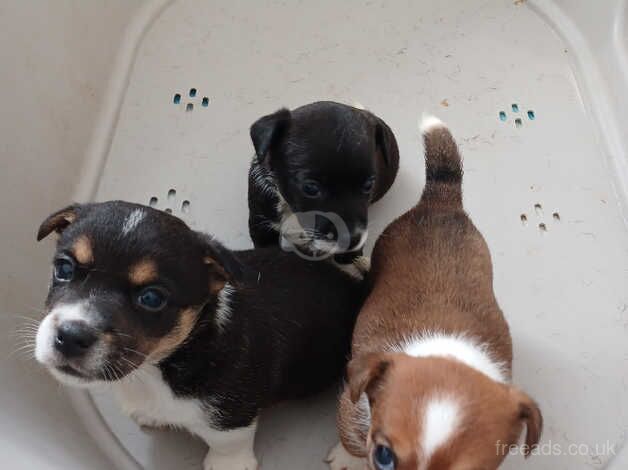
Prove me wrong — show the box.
[327,117,542,470]
[34,201,364,470]
[248,101,399,259]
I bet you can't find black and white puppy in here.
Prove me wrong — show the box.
[34,201,365,470]
[248,101,399,259]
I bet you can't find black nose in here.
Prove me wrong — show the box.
[54,322,97,358]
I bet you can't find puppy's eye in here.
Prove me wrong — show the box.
[301,180,321,198]
[136,287,168,312]
[373,445,396,470]
[363,176,376,194]
[54,258,75,282]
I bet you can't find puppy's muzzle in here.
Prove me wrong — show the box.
[54,321,98,359]
[348,229,368,251]
[36,301,111,384]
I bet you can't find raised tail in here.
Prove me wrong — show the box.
[419,115,463,210]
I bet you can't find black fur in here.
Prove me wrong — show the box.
[163,247,365,429]
[248,101,399,255]
[38,201,365,430]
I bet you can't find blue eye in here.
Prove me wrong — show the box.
[373,445,395,470]
[54,258,75,282]
[301,181,321,198]
[137,287,168,312]
[363,177,376,194]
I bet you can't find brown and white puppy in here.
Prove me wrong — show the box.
[34,201,365,470]
[327,117,542,470]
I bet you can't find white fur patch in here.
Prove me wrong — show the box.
[215,283,235,331]
[35,301,110,387]
[335,255,370,281]
[35,309,58,365]
[397,333,508,383]
[326,442,365,470]
[420,114,446,134]
[121,208,145,236]
[422,397,459,460]
[35,302,90,364]
[250,159,279,198]
[202,422,258,470]
[114,364,211,430]
[114,364,258,470]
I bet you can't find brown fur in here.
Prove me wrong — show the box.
[335,122,542,469]
[128,259,158,285]
[36,205,78,241]
[72,235,94,265]
[146,307,199,362]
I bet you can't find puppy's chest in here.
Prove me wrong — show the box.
[113,364,211,430]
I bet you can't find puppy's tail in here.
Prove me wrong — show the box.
[418,115,463,210]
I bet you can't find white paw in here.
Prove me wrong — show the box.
[203,451,258,470]
[130,412,167,430]
[325,442,366,470]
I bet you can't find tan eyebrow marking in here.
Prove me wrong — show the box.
[72,235,94,265]
[128,259,158,285]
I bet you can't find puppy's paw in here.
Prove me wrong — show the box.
[130,412,168,431]
[325,442,366,470]
[203,451,258,470]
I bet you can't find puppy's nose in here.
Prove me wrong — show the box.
[54,322,97,358]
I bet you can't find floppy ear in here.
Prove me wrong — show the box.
[37,204,81,241]
[201,235,247,295]
[250,108,291,165]
[347,352,392,404]
[373,117,399,168]
[511,388,543,457]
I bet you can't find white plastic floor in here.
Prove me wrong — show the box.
[15,0,628,469]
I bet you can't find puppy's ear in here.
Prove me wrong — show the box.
[200,235,247,295]
[37,204,82,241]
[250,108,291,165]
[373,117,399,168]
[347,352,392,404]
[510,388,543,457]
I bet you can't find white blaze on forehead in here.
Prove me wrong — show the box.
[122,209,146,236]
[422,397,460,460]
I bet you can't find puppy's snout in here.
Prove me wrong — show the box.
[54,321,97,358]
[316,218,339,241]
[349,227,367,251]
[350,233,363,249]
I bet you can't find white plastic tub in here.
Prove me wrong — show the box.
[2,1,627,469]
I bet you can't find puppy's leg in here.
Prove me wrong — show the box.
[199,421,258,470]
[327,388,369,469]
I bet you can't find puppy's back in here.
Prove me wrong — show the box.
[235,248,366,398]
[355,117,509,363]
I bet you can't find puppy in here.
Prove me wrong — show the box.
[327,117,542,470]
[34,201,365,470]
[248,101,399,259]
